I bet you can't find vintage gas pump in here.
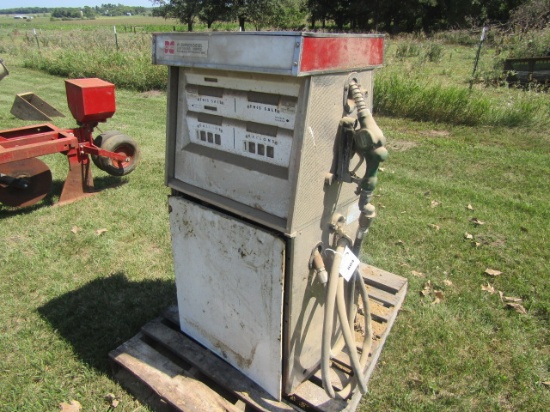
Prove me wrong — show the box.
[153,32,401,408]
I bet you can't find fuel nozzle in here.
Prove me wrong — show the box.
[346,79,386,254]
[348,79,388,208]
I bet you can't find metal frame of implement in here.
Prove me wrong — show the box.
[0,78,137,207]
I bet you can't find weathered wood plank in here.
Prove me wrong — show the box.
[111,364,175,412]
[109,333,241,412]
[163,305,180,325]
[141,320,298,412]
[368,299,393,323]
[290,379,348,412]
[360,264,407,294]
[366,285,400,307]
[362,283,407,386]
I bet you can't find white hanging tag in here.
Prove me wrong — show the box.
[340,246,360,281]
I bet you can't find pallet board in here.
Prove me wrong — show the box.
[109,264,407,412]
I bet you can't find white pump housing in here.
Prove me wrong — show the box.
[154,32,384,400]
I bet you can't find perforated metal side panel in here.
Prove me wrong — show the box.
[288,70,373,233]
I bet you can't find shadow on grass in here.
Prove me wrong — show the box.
[0,175,128,218]
[37,272,176,374]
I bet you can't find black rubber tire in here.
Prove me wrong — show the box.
[93,132,140,176]
[91,130,122,171]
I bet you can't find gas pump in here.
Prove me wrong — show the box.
[153,32,395,405]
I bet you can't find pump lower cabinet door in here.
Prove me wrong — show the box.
[168,196,285,400]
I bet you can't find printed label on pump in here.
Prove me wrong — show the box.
[340,246,360,281]
[175,40,208,58]
[184,85,297,129]
[186,114,293,167]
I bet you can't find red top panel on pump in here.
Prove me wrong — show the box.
[65,78,116,123]
[152,32,384,76]
[300,36,384,73]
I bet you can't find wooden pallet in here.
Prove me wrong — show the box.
[109,264,407,412]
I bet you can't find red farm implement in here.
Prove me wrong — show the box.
[0,78,139,208]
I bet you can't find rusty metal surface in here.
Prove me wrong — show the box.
[10,92,65,121]
[504,56,550,84]
[57,152,95,206]
[0,158,52,207]
[0,58,8,81]
[0,136,77,165]
[159,33,385,402]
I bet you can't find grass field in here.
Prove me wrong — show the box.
[0,67,173,411]
[1,17,549,411]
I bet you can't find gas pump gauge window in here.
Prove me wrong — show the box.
[179,69,299,171]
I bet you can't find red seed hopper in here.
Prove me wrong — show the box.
[0,78,139,208]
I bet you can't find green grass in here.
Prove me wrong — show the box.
[1,68,173,411]
[376,37,550,128]
[359,117,549,411]
[1,23,549,411]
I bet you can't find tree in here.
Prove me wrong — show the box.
[152,0,203,31]
[51,8,81,19]
[246,0,278,30]
[82,6,96,19]
[229,0,250,31]
[307,0,331,29]
[198,0,231,28]
[149,1,533,33]
[152,5,169,18]
[510,0,550,31]
[226,0,299,31]
[328,0,351,31]
[270,0,307,30]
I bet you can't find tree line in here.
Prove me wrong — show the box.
[152,0,305,31]
[152,0,546,32]
[50,5,148,19]
[0,4,148,18]
[0,8,49,14]
[2,1,546,32]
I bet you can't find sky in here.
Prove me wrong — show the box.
[0,1,156,8]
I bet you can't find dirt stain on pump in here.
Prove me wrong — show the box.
[188,319,256,369]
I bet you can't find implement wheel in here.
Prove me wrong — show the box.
[0,158,52,207]
[93,131,140,177]
[91,130,119,170]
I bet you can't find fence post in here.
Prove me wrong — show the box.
[470,26,488,90]
[113,25,119,51]
[33,28,40,49]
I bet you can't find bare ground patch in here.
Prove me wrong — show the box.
[387,140,419,151]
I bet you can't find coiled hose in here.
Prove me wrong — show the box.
[320,238,373,399]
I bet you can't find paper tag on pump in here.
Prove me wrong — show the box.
[340,246,360,282]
